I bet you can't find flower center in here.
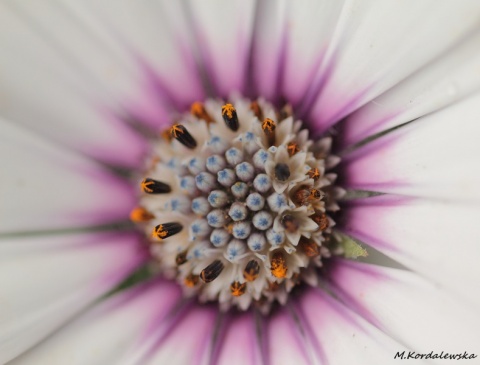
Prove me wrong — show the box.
[131,96,339,312]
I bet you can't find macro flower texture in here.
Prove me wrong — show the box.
[2,0,480,364]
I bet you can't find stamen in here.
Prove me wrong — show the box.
[299,238,320,257]
[230,281,247,296]
[141,178,171,194]
[281,215,299,233]
[306,168,320,181]
[152,222,183,240]
[243,260,260,282]
[250,101,264,121]
[200,260,225,283]
[294,187,322,206]
[170,124,197,149]
[176,251,188,265]
[184,273,199,287]
[161,128,173,141]
[312,211,329,231]
[262,118,276,146]
[191,101,214,124]
[287,142,300,156]
[129,206,154,222]
[270,251,288,278]
[274,163,291,182]
[277,104,293,121]
[221,103,239,131]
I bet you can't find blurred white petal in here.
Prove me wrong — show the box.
[0,232,145,364]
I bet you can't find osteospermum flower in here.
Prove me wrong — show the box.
[1,0,480,364]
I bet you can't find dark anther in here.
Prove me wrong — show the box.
[281,214,299,233]
[200,260,225,283]
[175,251,188,266]
[243,260,260,282]
[153,222,183,240]
[287,142,299,156]
[170,124,197,149]
[312,211,329,231]
[141,178,172,194]
[250,100,264,121]
[230,281,247,296]
[221,103,239,131]
[262,118,276,146]
[299,237,320,257]
[274,163,291,182]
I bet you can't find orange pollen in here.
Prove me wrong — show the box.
[221,103,235,119]
[184,274,199,288]
[309,189,321,200]
[307,168,320,181]
[141,179,154,193]
[250,101,264,120]
[129,207,154,222]
[287,142,300,156]
[243,260,260,282]
[191,101,213,123]
[262,118,276,134]
[230,281,247,297]
[270,251,288,278]
[152,225,168,239]
[170,124,184,138]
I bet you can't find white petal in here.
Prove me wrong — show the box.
[329,259,480,352]
[281,0,346,106]
[186,0,256,97]
[0,232,145,364]
[339,30,480,146]
[215,313,263,365]
[268,311,314,365]
[295,287,401,365]
[9,281,182,365]
[70,0,206,106]
[0,119,135,233]
[341,93,480,202]
[304,0,480,133]
[0,2,147,166]
[140,306,218,365]
[340,196,480,307]
[249,0,289,101]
